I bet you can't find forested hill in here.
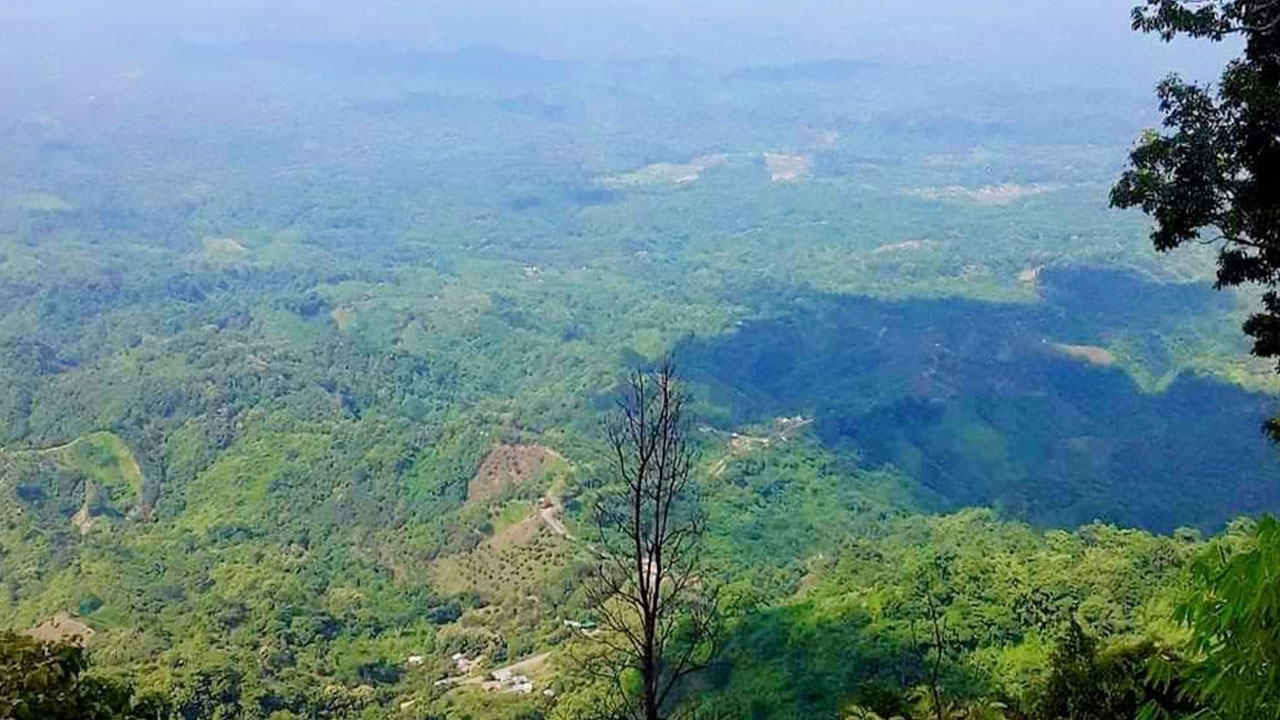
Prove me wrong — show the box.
[0,5,1275,719]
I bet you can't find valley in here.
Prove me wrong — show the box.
[0,4,1275,719]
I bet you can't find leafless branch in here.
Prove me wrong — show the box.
[578,357,721,720]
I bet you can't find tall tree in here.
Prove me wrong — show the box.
[905,554,957,720]
[581,358,719,720]
[1115,5,1280,718]
[1112,0,1280,433]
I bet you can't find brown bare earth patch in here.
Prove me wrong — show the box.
[330,306,355,331]
[467,444,561,503]
[71,505,94,535]
[28,612,95,646]
[1051,343,1116,366]
[764,153,811,182]
[537,495,571,539]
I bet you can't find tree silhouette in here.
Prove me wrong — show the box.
[580,358,720,720]
[1112,0,1280,434]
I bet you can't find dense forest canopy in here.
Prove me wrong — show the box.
[0,1,1276,719]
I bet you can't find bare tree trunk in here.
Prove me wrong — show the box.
[580,357,720,720]
[924,593,946,720]
[909,556,954,720]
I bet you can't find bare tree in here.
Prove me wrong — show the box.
[906,553,959,720]
[912,588,950,720]
[580,358,720,720]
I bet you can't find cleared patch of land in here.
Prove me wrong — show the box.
[27,612,95,646]
[467,443,562,503]
[438,651,553,694]
[909,183,1049,206]
[6,431,144,496]
[427,444,576,599]
[1,431,146,534]
[873,239,933,254]
[1018,265,1045,283]
[427,508,572,599]
[8,192,74,212]
[707,416,812,478]
[1051,342,1116,366]
[538,496,570,539]
[601,154,728,188]
[330,306,356,331]
[764,153,811,182]
[201,236,251,266]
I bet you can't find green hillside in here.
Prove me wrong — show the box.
[0,7,1277,720]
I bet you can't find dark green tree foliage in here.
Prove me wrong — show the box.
[1172,517,1280,718]
[1116,7,1280,718]
[1034,623,1199,720]
[0,631,161,720]
[1112,0,1280,432]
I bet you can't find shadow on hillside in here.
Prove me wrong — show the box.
[677,268,1279,533]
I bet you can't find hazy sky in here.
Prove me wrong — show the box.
[2,0,1235,85]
